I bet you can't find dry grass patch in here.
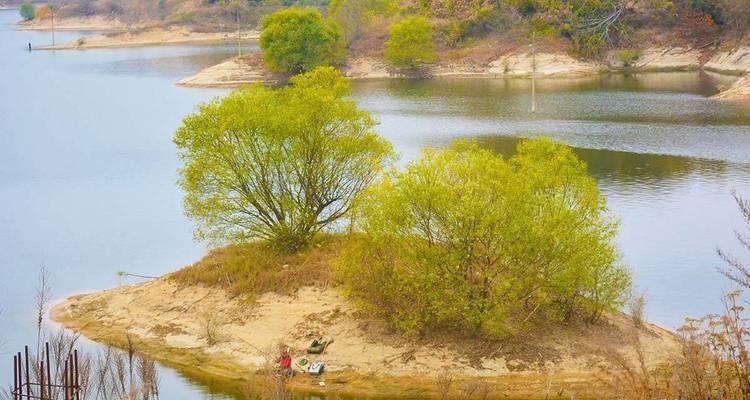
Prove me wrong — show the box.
[168,235,344,300]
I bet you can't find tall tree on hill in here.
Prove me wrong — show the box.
[174,67,394,252]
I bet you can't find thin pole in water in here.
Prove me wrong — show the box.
[237,5,241,58]
[530,31,537,114]
[51,9,55,49]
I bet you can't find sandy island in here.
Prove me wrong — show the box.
[52,276,680,399]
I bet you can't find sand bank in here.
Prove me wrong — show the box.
[38,26,259,50]
[17,15,127,31]
[52,277,680,399]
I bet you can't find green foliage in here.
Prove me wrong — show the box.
[384,16,436,69]
[259,7,345,73]
[529,15,557,37]
[19,2,35,20]
[328,0,395,43]
[571,31,607,58]
[441,6,512,47]
[616,49,640,67]
[337,138,631,336]
[174,67,394,252]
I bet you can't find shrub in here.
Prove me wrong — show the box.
[616,49,641,67]
[259,7,345,73]
[19,2,35,20]
[384,16,436,70]
[337,139,631,336]
[174,67,394,252]
[629,294,646,327]
[34,5,52,20]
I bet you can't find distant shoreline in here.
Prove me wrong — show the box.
[16,15,127,31]
[176,48,750,92]
[35,27,259,50]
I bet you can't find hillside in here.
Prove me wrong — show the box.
[17,0,750,56]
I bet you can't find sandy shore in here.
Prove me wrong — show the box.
[16,15,128,31]
[713,73,750,100]
[38,27,259,50]
[176,45,750,103]
[52,277,680,399]
[178,46,750,88]
[178,51,608,88]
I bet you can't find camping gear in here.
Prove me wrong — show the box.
[308,361,325,375]
[307,337,334,354]
[293,357,309,373]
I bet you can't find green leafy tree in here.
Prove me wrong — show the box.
[174,67,394,252]
[384,16,436,69]
[259,7,345,73]
[337,139,630,335]
[19,2,36,20]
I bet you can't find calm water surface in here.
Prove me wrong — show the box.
[2,8,750,399]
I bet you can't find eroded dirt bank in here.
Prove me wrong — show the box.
[176,45,750,94]
[52,277,680,399]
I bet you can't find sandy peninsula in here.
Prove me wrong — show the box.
[51,274,680,399]
[16,15,128,31]
[38,26,259,50]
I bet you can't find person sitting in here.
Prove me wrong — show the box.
[277,348,293,378]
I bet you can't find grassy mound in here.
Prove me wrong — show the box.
[168,235,343,301]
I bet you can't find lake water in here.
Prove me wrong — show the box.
[2,7,750,399]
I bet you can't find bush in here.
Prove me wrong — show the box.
[174,67,394,252]
[259,7,345,74]
[337,139,631,336]
[19,2,35,20]
[384,16,436,70]
[616,49,640,67]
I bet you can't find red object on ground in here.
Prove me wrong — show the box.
[280,354,292,369]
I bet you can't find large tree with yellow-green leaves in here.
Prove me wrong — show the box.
[259,7,345,74]
[174,67,394,252]
[384,16,436,70]
[337,139,631,335]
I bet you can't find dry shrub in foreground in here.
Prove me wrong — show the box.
[169,235,344,299]
[1,329,160,400]
[243,344,292,400]
[609,290,750,400]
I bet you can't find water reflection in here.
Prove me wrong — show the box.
[353,75,750,163]
[478,134,742,184]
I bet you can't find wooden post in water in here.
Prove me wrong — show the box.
[530,31,537,114]
[13,355,17,400]
[24,346,30,399]
[46,342,53,400]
